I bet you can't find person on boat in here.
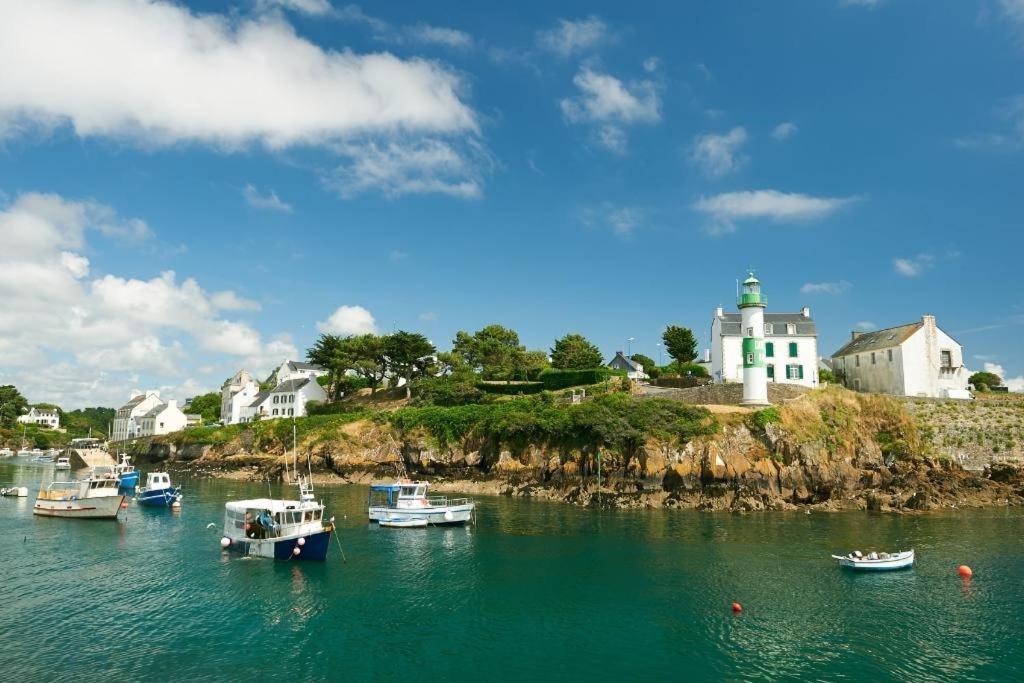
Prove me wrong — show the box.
[257,509,276,538]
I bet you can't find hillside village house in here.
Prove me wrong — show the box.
[17,407,60,429]
[224,360,329,424]
[710,306,819,388]
[221,369,261,425]
[831,314,969,398]
[113,391,189,440]
[608,352,648,380]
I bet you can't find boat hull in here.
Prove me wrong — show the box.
[225,529,332,561]
[379,517,428,528]
[833,551,914,571]
[137,487,181,508]
[33,494,125,519]
[368,503,474,525]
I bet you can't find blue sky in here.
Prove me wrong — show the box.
[1,0,1023,407]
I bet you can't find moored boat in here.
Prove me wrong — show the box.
[1,486,29,497]
[368,480,474,525]
[137,472,182,508]
[55,457,71,470]
[113,454,139,491]
[0,448,13,458]
[379,515,428,528]
[33,473,125,519]
[832,549,915,571]
[220,479,334,561]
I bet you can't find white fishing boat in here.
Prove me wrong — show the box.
[33,472,125,519]
[220,479,334,560]
[1,486,29,497]
[832,549,915,571]
[379,515,428,529]
[368,480,475,525]
[55,456,72,470]
[0,448,13,458]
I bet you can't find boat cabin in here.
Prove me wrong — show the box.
[144,472,173,491]
[223,497,326,541]
[368,481,431,509]
[37,476,119,501]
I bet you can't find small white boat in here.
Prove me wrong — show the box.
[55,457,72,470]
[33,472,125,519]
[832,549,915,571]
[1,486,29,497]
[379,515,428,528]
[0,448,13,458]
[368,480,475,525]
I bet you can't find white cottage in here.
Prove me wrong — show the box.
[136,399,188,437]
[112,391,164,441]
[264,378,327,419]
[274,360,328,385]
[221,369,261,425]
[607,352,648,380]
[17,407,60,429]
[831,315,969,398]
[710,306,819,388]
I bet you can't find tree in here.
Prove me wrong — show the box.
[550,333,603,370]
[308,334,348,400]
[818,368,836,384]
[518,350,551,380]
[343,334,389,394]
[630,353,656,372]
[663,361,709,377]
[0,385,28,428]
[452,324,525,380]
[662,325,698,364]
[62,407,116,438]
[969,371,1002,391]
[187,392,221,423]
[385,331,436,398]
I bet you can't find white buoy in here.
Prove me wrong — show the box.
[220,537,231,548]
[297,537,306,546]
[444,510,454,522]
[171,500,182,509]
[292,547,301,556]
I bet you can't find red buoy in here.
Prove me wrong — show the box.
[731,602,743,613]
[958,565,973,579]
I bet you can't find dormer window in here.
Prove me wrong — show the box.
[765,323,774,335]
[786,323,796,335]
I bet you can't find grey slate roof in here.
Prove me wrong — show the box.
[608,352,642,371]
[288,361,324,372]
[270,378,311,393]
[140,402,168,418]
[118,395,148,411]
[831,322,922,358]
[718,313,816,336]
[247,390,271,408]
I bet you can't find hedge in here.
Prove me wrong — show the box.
[477,382,545,395]
[652,376,713,389]
[538,368,619,390]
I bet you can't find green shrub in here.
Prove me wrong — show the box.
[538,368,620,390]
[477,382,545,395]
[306,401,365,416]
[410,374,485,407]
[750,406,781,430]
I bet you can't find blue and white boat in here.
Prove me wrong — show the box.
[220,479,334,561]
[368,480,475,525]
[113,454,139,491]
[136,472,181,508]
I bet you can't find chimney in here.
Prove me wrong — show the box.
[703,348,711,362]
[167,399,177,410]
[130,390,142,399]
[801,306,810,319]
[851,331,865,340]
[715,306,724,318]
[922,314,936,329]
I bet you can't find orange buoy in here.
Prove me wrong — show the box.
[958,565,973,579]
[731,602,742,614]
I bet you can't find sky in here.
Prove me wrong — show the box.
[1,0,1023,409]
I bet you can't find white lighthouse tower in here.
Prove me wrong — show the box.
[738,270,769,406]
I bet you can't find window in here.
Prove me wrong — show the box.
[290,395,295,403]
[940,350,952,369]
[764,323,773,335]
[871,352,876,365]
[787,364,804,380]
[765,342,774,358]
[887,349,893,362]
[273,396,279,404]
[856,355,861,367]
[767,364,775,380]
[786,323,796,335]
[288,408,294,416]
[746,327,753,337]
[789,342,798,357]
[272,408,278,416]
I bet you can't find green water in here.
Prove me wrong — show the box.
[2,459,1022,681]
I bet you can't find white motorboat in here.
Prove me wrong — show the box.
[33,472,125,518]
[832,549,915,571]
[379,515,428,528]
[368,480,475,525]
[1,486,29,497]
[0,448,13,458]
[55,457,72,470]
[220,479,334,560]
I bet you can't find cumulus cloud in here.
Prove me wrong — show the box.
[690,127,749,178]
[0,1,482,198]
[560,67,660,153]
[801,280,852,294]
[892,254,934,277]
[334,4,472,48]
[772,122,798,141]
[983,362,1024,392]
[536,16,608,57]
[0,191,290,408]
[317,305,378,335]
[954,95,1024,150]
[580,203,644,239]
[643,57,661,73]
[327,139,486,199]
[598,125,628,154]
[256,0,333,15]
[243,184,293,212]
[693,189,855,234]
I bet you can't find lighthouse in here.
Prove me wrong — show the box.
[738,270,769,406]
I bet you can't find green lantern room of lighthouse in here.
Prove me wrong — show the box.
[738,271,766,370]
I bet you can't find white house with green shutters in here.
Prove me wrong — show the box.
[710,305,819,389]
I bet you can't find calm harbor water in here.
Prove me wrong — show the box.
[1,458,1022,681]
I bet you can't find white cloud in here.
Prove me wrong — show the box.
[693,189,855,234]
[801,280,852,294]
[954,96,1024,150]
[409,24,473,48]
[317,305,378,335]
[334,5,472,49]
[0,191,291,408]
[581,203,643,239]
[598,125,628,154]
[560,68,661,124]
[974,354,998,361]
[855,321,877,331]
[893,254,934,277]
[536,16,608,57]
[983,362,1024,392]
[607,207,643,237]
[257,0,333,15]
[772,122,798,141]
[1001,0,1024,25]
[328,139,485,199]
[0,1,482,198]
[643,57,661,73]
[243,184,293,213]
[690,127,748,178]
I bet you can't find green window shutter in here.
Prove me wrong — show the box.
[789,342,797,357]
[765,342,774,358]
[798,365,804,379]
[767,365,774,379]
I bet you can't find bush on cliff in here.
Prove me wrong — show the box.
[538,368,620,390]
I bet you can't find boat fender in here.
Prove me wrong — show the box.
[220,537,231,548]
[444,511,454,522]
[292,547,301,556]
[297,537,306,547]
